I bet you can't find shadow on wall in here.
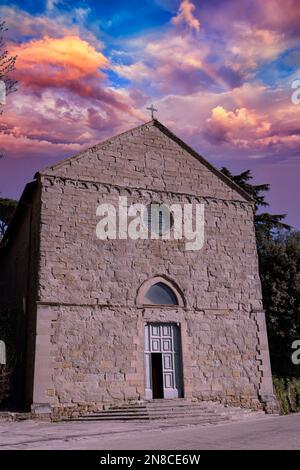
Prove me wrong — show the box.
[0,304,26,410]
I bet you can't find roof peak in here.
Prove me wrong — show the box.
[36,118,252,203]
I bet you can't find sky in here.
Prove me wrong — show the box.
[0,0,299,228]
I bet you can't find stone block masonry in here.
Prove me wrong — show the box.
[0,120,277,416]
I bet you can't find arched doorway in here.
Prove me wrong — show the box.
[137,278,184,400]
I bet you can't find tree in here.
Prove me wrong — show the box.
[259,232,300,378]
[0,18,17,235]
[221,167,300,380]
[0,19,17,108]
[0,19,17,160]
[220,167,290,243]
[0,198,17,238]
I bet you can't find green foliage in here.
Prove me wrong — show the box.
[0,366,10,404]
[220,167,290,242]
[221,167,270,210]
[259,231,300,377]
[0,197,17,237]
[273,377,300,414]
[222,167,300,383]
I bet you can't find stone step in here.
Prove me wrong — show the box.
[148,403,213,407]
[146,405,216,412]
[66,401,267,423]
[150,415,230,423]
[71,410,233,423]
[107,402,218,412]
[81,410,148,417]
[108,401,190,408]
[148,412,216,419]
[70,414,229,424]
[0,412,14,422]
[79,410,217,419]
[70,415,150,421]
[149,413,225,420]
[147,406,216,412]
[0,412,32,422]
[100,406,219,417]
[104,406,148,411]
[71,414,231,423]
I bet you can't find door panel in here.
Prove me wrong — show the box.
[162,339,172,351]
[164,372,174,388]
[152,339,161,351]
[163,354,173,370]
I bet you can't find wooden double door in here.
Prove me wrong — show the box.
[144,323,183,399]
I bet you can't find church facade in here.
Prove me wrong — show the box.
[0,120,277,416]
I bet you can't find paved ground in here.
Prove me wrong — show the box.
[0,413,300,450]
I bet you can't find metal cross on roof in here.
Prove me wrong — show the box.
[146,104,158,120]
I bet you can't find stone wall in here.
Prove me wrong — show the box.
[33,304,269,417]
[31,128,276,413]
[37,178,261,312]
[41,121,247,202]
[4,121,275,414]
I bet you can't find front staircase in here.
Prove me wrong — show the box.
[68,399,266,425]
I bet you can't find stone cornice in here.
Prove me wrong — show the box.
[39,173,255,209]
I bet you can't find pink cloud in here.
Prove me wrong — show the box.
[10,35,109,80]
[172,0,200,32]
[205,106,271,145]
[203,101,300,155]
[1,2,300,169]
[146,81,300,164]
[253,0,300,38]
[8,33,147,121]
[114,34,220,94]
[0,81,146,161]
[0,130,83,160]
[114,13,288,96]
[0,22,146,163]
[0,27,147,163]
[200,0,300,40]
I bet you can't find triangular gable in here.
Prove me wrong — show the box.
[37,119,252,203]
